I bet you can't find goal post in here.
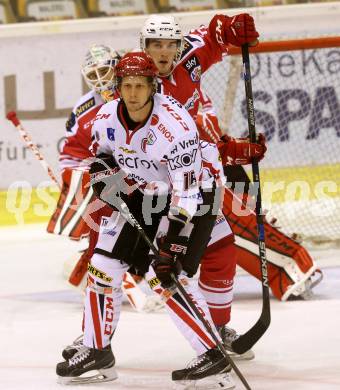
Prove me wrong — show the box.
[202,36,340,246]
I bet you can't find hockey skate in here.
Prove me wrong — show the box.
[62,334,84,360]
[219,326,255,361]
[56,345,117,385]
[172,347,235,389]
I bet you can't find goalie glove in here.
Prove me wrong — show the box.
[210,13,259,47]
[218,133,267,165]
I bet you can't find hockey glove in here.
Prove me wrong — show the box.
[151,234,188,288]
[89,154,137,209]
[196,112,223,144]
[218,133,267,165]
[212,14,259,47]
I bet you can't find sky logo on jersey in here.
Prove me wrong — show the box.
[107,128,115,141]
[141,129,157,153]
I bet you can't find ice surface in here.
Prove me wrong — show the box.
[1,224,339,390]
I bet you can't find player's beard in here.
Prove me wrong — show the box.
[126,96,152,113]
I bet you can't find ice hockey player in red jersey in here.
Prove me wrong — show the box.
[56,52,236,388]
[141,14,322,300]
[140,14,320,303]
[139,13,265,359]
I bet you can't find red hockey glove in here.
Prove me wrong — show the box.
[196,112,223,144]
[151,235,188,288]
[218,133,266,165]
[222,13,259,47]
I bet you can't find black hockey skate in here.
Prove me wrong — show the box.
[62,334,84,360]
[219,325,255,361]
[56,345,117,385]
[172,347,234,389]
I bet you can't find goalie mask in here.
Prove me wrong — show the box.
[81,44,120,100]
[140,15,184,69]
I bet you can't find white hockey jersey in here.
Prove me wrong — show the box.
[92,93,203,220]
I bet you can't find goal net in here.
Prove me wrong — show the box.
[202,37,340,247]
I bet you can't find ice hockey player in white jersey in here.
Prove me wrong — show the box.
[56,52,235,389]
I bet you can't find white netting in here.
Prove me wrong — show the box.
[202,39,340,246]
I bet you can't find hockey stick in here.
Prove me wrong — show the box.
[231,45,271,355]
[118,202,251,390]
[6,111,157,313]
[6,111,61,187]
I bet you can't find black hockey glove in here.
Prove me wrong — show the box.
[151,222,188,288]
[89,153,136,210]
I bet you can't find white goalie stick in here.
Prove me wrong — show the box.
[230,45,271,355]
[7,111,61,187]
[6,111,162,313]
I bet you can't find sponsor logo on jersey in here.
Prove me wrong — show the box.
[75,97,95,117]
[117,154,158,171]
[184,55,201,82]
[141,129,157,153]
[119,146,136,154]
[107,127,115,141]
[184,89,200,111]
[190,65,201,82]
[83,118,95,129]
[184,55,199,71]
[181,39,194,58]
[87,263,113,283]
[162,103,190,131]
[168,148,198,170]
[95,113,111,121]
[170,134,198,154]
[148,277,161,289]
[215,18,224,46]
[157,123,174,142]
[151,114,159,126]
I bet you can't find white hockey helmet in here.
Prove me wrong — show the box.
[140,14,184,64]
[81,44,120,94]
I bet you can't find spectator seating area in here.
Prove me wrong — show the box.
[0,0,336,23]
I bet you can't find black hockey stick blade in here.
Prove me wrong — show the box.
[231,44,271,355]
[232,287,270,354]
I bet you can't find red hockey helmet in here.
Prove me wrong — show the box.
[115,52,158,79]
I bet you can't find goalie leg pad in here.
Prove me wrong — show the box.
[47,168,94,239]
[222,187,320,300]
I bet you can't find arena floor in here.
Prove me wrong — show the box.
[1,224,339,390]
